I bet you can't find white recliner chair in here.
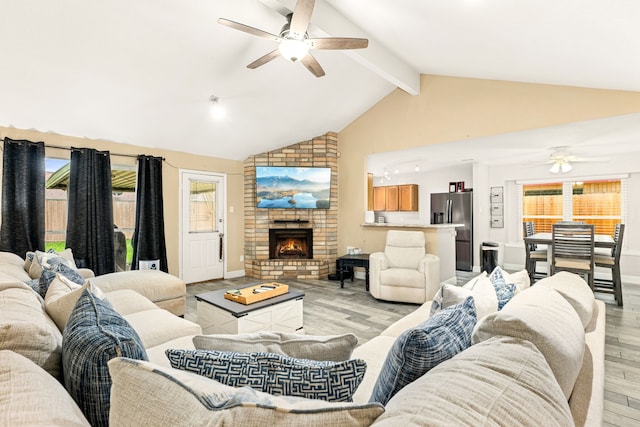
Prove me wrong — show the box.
[369,230,440,304]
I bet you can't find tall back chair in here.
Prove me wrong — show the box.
[594,223,625,306]
[551,223,595,288]
[369,230,440,304]
[523,221,547,283]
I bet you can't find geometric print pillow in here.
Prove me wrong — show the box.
[165,349,367,403]
[488,266,516,310]
[369,296,477,406]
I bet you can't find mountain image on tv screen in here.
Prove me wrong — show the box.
[256,166,331,209]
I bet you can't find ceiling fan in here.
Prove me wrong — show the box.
[546,146,608,173]
[217,0,368,77]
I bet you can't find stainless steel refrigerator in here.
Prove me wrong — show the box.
[430,191,473,271]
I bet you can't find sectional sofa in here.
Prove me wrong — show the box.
[0,249,604,426]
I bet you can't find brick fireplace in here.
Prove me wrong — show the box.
[244,133,338,280]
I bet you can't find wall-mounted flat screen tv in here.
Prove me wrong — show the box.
[256,166,331,209]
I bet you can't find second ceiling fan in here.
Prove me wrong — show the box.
[218,0,368,77]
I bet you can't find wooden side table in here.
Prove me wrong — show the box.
[336,254,370,290]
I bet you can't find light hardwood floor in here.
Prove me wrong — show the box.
[185,274,640,426]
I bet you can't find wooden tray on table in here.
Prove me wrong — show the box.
[223,282,289,305]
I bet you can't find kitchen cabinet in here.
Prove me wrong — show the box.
[371,184,418,211]
[399,184,419,211]
[385,186,399,211]
[373,186,387,211]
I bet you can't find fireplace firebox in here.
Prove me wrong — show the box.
[269,228,313,259]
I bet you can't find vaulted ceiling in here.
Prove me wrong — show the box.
[1,0,639,161]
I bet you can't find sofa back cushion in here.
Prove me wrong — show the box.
[370,297,476,405]
[371,337,573,427]
[108,357,384,426]
[0,283,62,379]
[0,350,90,426]
[472,284,585,399]
[193,332,358,362]
[63,289,148,427]
[535,271,595,329]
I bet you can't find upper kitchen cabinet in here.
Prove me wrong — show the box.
[371,184,418,211]
[399,184,419,211]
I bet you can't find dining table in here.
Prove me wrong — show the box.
[524,232,615,275]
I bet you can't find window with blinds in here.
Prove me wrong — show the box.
[522,183,563,233]
[572,180,621,235]
[522,179,622,235]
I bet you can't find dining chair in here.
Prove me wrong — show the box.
[551,223,595,289]
[523,221,548,283]
[594,223,624,306]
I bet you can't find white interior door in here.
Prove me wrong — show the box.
[180,171,225,283]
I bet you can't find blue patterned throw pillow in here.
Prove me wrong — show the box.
[63,289,147,427]
[489,266,517,310]
[166,349,367,403]
[38,259,85,298]
[369,296,477,406]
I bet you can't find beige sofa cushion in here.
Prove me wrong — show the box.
[0,284,62,379]
[535,271,595,329]
[105,289,160,315]
[0,262,32,283]
[193,332,358,362]
[124,309,202,349]
[44,277,106,331]
[371,337,573,426]
[380,301,432,337]
[90,270,185,302]
[108,357,384,426]
[472,285,585,399]
[0,350,90,426]
[350,335,398,404]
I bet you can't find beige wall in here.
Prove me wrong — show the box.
[337,75,640,256]
[0,127,244,277]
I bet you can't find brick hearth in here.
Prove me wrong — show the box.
[244,132,338,280]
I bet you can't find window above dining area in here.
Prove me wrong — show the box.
[522,179,623,235]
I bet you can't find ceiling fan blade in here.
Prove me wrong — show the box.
[289,0,315,38]
[300,52,325,77]
[307,37,369,50]
[247,49,281,69]
[217,18,281,42]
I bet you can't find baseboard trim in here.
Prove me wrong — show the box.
[224,269,245,279]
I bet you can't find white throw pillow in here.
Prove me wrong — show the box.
[45,279,106,331]
[430,277,498,321]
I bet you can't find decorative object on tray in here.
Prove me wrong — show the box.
[224,283,289,305]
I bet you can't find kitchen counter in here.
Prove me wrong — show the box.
[361,223,463,228]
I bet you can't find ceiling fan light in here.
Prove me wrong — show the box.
[549,162,560,173]
[561,162,572,173]
[209,95,225,119]
[279,38,309,62]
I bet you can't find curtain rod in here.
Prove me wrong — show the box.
[44,143,165,161]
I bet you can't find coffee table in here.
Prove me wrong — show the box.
[195,286,304,334]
